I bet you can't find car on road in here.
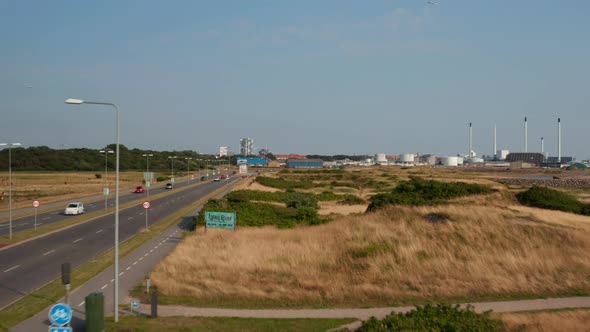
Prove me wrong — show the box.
[220,175,228,180]
[200,176,207,181]
[134,186,145,193]
[164,183,173,189]
[213,177,220,182]
[64,202,84,215]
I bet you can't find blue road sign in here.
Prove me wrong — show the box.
[48,303,72,326]
[49,327,72,332]
[131,299,140,309]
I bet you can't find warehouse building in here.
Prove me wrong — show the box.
[236,157,268,166]
[286,158,324,168]
[505,153,545,164]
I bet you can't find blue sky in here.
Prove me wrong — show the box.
[1,0,589,158]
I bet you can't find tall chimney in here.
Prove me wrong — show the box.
[541,137,544,154]
[493,124,497,160]
[558,118,561,163]
[524,116,528,153]
[467,122,473,159]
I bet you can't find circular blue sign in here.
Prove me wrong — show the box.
[48,303,72,326]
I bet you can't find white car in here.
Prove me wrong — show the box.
[64,202,84,215]
[213,177,221,182]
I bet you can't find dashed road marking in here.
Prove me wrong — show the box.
[139,257,143,261]
[101,284,108,290]
[43,250,55,256]
[73,238,83,243]
[126,267,131,271]
[119,272,124,276]
[78,301,85,307]
[96,229,104,234]
[3,265,20,273]
[127,217,133,220]
[42,217,51,220]
[110,279,114,283]
[150,249,154,253]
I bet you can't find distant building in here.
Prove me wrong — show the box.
[496,150,509,160]
[505,153,545,164]
[547,156,573,164]
[240,138,254,156]
[276,154,307,162]
[219,146,228,157]
[287,158,323,168]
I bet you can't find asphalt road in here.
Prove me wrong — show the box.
[0,178,202,237]
[0,177,237,310]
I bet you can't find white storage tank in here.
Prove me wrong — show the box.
[376,153,387,163]
[457,157,464,165]
[427,156,437,166]
[469,157,484,163]
[401,153,415,163]
[442,156,459,166]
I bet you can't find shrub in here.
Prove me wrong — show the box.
[286,193,318,209]
[516,185,590,215]
[94,173,102,179]
[256,176,315,190]
[156,176,169,182]
[367,177,492,212]
[338,194,366,205]
[357,304,502,332]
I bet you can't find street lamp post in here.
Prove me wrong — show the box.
[168,156,177,185]
[99,149,114,211]
[65,98,121,322]
[185,157,192,183]
[0,142,22,240]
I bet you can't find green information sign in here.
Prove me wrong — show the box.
[146,181,151,188]
[171,178,175,183]
[205,212,236,229]
[103,187,109,196]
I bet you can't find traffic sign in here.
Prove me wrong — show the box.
[131,299,140,309]
[32,200,41,208]
[49,327,72,332]
[142,201,151,209]
[171,177,175,183]
[103,187,109,196]
[145,181,151,188]
[48,303,72,326]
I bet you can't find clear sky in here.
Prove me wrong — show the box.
[1,0,589,158]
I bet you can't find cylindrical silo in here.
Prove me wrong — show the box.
[401,153,415,163]
[376,153,387,163]
[442,156,458,166]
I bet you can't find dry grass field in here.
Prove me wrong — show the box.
[0,171,154,211]
[150,168,590,307]
[498,309,590,331]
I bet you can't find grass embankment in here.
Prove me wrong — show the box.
[145,201,590,308]
[517,185,590,216]
[0,183,232,331]
[105,316,355,332]
[497,308,590,331]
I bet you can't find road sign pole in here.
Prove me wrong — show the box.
[145,208,149,231]
[34,208,37,231]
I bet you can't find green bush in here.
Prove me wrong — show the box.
[156,176,169,182]
[256,176,315,190]
[367,177,492,212]
[94,173,102,179]
[338,194,366,205]
[285,192,318,209]
[357,304,502,332]
[516,185,590,215]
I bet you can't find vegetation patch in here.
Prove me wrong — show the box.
[357,304,502,332]
[425,212,451,224]
[338,194,366,205]
[226,189,341,205]
[256,176,316,190]
[367,177,493,212]
[516,185,590,216]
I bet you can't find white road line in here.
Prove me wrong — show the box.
[72,238,83,243]
[42,217,51,220]
[110,279,114,283]
[127,217,133,220]
[43,250,56,256]
[139,212,144,215]
[78,301,85,307]
[119,272,124,276]
[3,265,20,273]
[133,261,138,265]
[50,212,59,215]
[126,267,131,271]
[101,284,108,290]
[96,229,104,234]
[150,249,154,253]
[139,257,143,261]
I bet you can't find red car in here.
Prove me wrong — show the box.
[134,186,145,193]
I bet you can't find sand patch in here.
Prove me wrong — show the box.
[318,201,367,216]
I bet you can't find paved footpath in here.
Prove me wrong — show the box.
[135,296,590,331]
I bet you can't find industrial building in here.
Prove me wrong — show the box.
[240,138,254,156]
[505,153,545,164]
[286,158,324,168]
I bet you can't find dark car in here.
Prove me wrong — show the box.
[200,176,207,181]
[164,183,173,189]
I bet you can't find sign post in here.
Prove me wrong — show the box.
[32,199,41,231]
[130,299,140,315]
[204,212,237,233]
[142,201,151,231]
[48,303,72,331]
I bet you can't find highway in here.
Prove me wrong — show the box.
[0,178,201,237]
[0,177,236,310]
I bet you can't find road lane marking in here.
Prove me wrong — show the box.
[110,279,114,283]
[133,261,138,265]
[127,217,133,220]
[50,212,59,215]
[144,253,149,257]
[101,284,108,290]
[149,249,154,253]
[139,257,143,261]
[73,238,83,243]
[139,212,144,215]
[126,267,131,271]
[79,301,85,307]
[43,250,56,256]
[96,229,104,234]
[42,217,51,220]
[119,272,124,276]
[4,265,20,273]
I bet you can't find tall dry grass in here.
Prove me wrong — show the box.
[151,201,590,307]
[498,309,590,332]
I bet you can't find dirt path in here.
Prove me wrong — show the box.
[138,296,590,330]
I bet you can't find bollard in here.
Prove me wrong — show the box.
[85,292,105,332]
[151,291,158,318]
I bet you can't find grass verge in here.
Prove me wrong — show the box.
[105,316,356,332]
[0,183,233,331]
